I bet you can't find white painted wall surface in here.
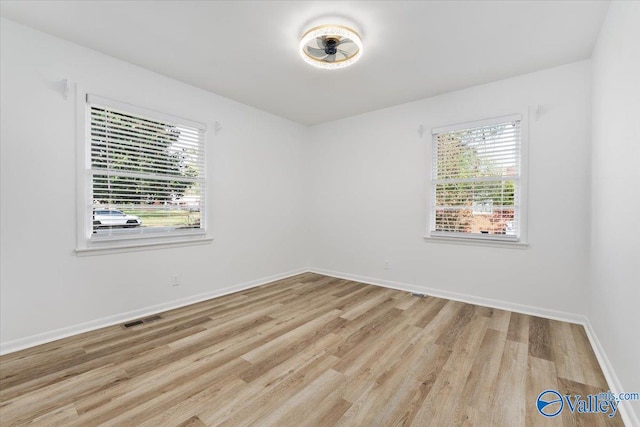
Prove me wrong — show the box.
[0,19,308,347]
[308,61,592,317]
[590,1,640,422]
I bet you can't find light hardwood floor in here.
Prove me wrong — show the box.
[0,273,622,426]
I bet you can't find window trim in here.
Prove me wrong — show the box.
[424,111,529,247]
[75,87,213,255]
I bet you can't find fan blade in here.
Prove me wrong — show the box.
[337,49,351,57]
[323,54,336,62]
[336,39,355,48]
[317,36,327,49]
[306,46,327,57]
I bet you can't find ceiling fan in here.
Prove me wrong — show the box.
[299,24,363,69]
[306,36,355,63]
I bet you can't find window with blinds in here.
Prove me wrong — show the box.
[430,115,521,241]
[87,95,206,241]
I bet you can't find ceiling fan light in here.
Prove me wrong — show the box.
[299,24,363,70]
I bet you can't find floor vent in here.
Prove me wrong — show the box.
[123,315,162,328]
[412,293,427,298]
[123,320,144,328]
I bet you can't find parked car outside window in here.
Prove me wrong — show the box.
[93,209,142,230]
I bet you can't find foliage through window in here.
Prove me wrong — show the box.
[87,95,206,241]
[430,115,521,241]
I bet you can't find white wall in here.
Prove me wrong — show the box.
[590,1,640,422]
[308,61,592,318]
[0,19,308,348]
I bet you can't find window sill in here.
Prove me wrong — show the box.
[423,235,529,249]
[76,236,213,256]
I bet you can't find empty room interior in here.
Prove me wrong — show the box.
[0,1,638,426]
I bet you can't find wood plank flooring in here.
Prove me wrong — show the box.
[0,273,622,426]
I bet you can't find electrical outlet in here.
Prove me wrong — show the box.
[384,260,390,270]
[172,274,180,286]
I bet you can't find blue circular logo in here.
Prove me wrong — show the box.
[537,390,564,417]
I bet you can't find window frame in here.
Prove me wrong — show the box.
[75,90,212,255]
[425,112,529,248]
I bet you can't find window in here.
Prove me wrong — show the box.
[429,114,524,243]
[79,95,207,250]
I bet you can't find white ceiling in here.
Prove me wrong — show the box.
[0,1,609,126]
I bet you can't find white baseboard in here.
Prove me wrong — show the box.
[583,320,640,427]
[0,268,308,356]
[308,267,586,324]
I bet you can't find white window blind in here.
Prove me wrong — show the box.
[87,95,206,240]
[430,115,521,241]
